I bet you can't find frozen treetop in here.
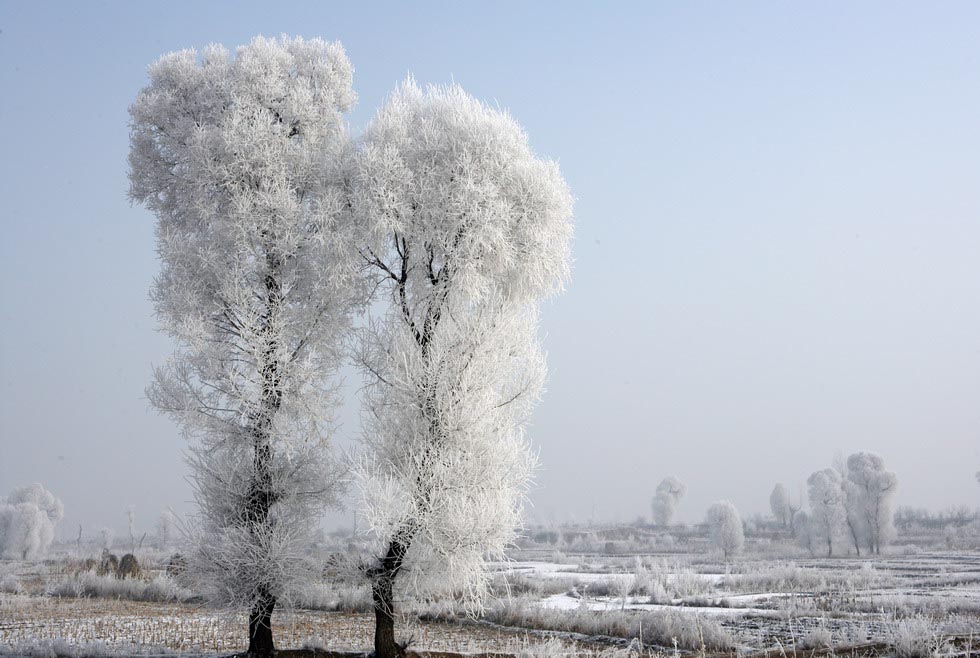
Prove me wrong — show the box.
[353,78,573,306]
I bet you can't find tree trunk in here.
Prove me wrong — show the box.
[247,589,276,657]
[372,575,401,658]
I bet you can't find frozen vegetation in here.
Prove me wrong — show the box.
[3,513,980,657]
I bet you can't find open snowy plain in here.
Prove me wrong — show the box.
[2,533,979,657]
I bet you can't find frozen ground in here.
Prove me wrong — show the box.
[2,548,980,655]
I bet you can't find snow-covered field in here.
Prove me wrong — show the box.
[487,549,980,652]
[3,546,980,656]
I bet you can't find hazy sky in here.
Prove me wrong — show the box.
[1,2,978,537]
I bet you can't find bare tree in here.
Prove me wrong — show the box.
[351,80,572,658]
[129,36,362,656]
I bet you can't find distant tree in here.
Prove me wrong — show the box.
[845,452,897,555]
[351,80,573,658]
[793,510,813,554]
[129,36,362,656]
[0,484,64,560]
[158,508,177,550]
[832,454,866,556]
[975,471,980,486]
[99,527,114,550]
[769,483,791,528]
[806,469,846,556]
[652,477,687,525]
[705,501,744,560]
[127,507,137,553]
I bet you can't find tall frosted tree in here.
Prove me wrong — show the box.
[652,476,687,525]
[129,36,361,656]
[806,469,846,556]
[832,453,866,556]
[845,452,897,555]
[351,80,573,658]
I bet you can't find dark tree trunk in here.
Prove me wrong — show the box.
[370,537,409,658]
[241,246,284,658]
[372,574,401,658]
[247,588,276,657]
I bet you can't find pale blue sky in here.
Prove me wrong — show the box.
[1,1,979,535]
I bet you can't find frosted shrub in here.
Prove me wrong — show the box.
[646,579,671,604]
[800,625,833,649]
[889,616,947,658]
[47,571,192,603]
[630,556,652,595]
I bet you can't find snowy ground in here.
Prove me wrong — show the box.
[2,549,980,655]
[491,550,980,650]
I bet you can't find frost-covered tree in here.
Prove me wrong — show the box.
[129,36,361,656]
[652,477,687,526]
[806,469,846,556]
[351,80,572,658]
[0,484,64,560]
[832,453,866,556]
[793,510,813,553]
[158,508,177,549]
[845,452,897,555]
[705,501,744,560]
[769,483,791,528]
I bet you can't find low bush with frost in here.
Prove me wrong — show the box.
[889,615,949,658]
[46,571,193,603]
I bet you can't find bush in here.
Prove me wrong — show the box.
[889,615,948,658]
[46,571,192,603]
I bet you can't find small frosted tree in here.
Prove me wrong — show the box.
[158,508,177,550]
[793,510,813,554]
[806,469,846,556]
[351,80,573,658]
[652,477,687,526]
[129,36,361,656]
[0,484,64,560]
[705,501,744,560]
[845,452,897,555]
[769,483,790,528]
